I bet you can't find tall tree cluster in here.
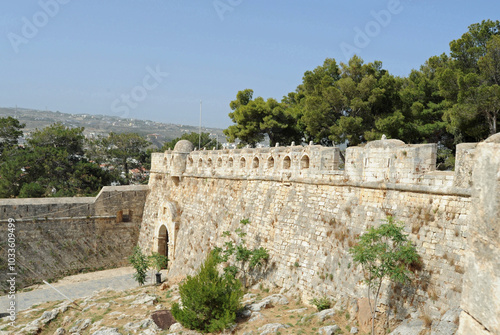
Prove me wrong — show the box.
[224,20,500,152]
[0,121,150,198]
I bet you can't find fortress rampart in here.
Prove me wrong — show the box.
[140,136,499,334]
[150,139,476,196]
[0,185,149,291]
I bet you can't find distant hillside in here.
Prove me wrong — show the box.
[0,107,226,148]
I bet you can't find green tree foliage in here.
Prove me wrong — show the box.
[213,218,270,288]
[288,56,402,146]
[172,251,243,333]
[148,252,168,273]
[0,117,24,154]
[92,132,151,184]
[225,20,498,155]
[224,89,302,147]
[161,132,218,151]
[440,22,500,142]
[0,123,115,198]
[382,55,451,147]
[449,19,500,74]
[128,246,149,286]
[349,217,420,335]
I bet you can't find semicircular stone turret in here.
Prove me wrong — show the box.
[365,138,405,149]
[172,140,194,176]
[173,140,195,153]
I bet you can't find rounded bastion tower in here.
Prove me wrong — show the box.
[171,140,194,177]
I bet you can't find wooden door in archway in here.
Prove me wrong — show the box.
[157,225,169,260]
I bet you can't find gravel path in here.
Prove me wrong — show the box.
[0,267,163,313]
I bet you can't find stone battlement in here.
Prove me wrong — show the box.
[151,139,475,195]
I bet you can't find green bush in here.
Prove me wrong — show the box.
[128,246,149,286]
[310,296,331,311]
[213,218,270,288]
[172,251,243,333]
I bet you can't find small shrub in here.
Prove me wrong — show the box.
[128,246,149,286]
[310,296,331,311]
[172,251,243,333]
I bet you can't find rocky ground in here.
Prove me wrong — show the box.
[0,278,384,335]
[0,271,461,335]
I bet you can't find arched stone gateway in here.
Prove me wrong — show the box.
[154,201,178,261]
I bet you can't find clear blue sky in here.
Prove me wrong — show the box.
[1,1,498,128]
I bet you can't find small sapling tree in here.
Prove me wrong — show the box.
[172,251,243,333]
[213,218,270,287]
[128,246,149,286]
[349,216,420,335]
[149,252,168,273]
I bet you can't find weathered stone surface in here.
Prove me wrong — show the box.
[124,319,153,331]
[40,309,59,324]
[456,311,490,335]
[239,309,252,318]
[248,312,265,322]
[430,308,460,335]
[53,328,66,335]
[257,323,289,335]
[132,294,158,306]
[70,318,92,332]
[318,325,340,335]
[261,294,289,306]
[0,185,149,292]
[458,140,500,334]
[168,323,183,332]
[350,326,358,334]
[248,300,273,312]
[90,327,122,335]
[390,318,425,335]
[314,308,335,322]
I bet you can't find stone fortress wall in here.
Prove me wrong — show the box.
[0,185,149,291]
[140,135,499,334]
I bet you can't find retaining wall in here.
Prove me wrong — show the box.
[0,185,149,291]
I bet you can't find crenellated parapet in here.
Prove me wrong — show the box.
[151,138,476,194]
[152,141,340,179]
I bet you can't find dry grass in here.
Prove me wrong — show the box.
[422,314,433,328]
[428,287,439,301]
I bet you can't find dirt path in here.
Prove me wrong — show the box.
[0,267,165,313]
